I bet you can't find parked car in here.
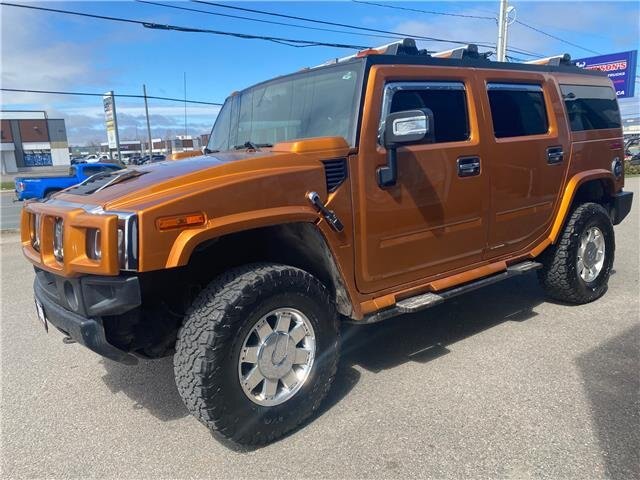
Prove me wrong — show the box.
[20,39,633,446]
[147,154,166,164]
[14,162,124,200]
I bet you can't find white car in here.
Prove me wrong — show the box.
[83,154,111,163]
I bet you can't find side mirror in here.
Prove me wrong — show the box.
[201,146,211,155]
[378,108,434,187]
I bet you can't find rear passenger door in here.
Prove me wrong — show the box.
[478,75,570,257]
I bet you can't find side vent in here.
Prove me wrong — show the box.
[323,158,347,192]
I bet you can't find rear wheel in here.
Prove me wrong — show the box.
[538,202,615,304]
[174,263,340,445]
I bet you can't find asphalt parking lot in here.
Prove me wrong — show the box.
[1,178,638,479]
[0,191,21,231]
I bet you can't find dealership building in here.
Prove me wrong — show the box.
[99,135,205,160]
[0,111,70,174]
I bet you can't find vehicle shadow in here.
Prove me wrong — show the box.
[100,356,187,422]
[341,273,545,374]
[99,272,548,448]
[576,324,640,479]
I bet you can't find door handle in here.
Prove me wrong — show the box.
[547,146,564,165]
[457,156,481,177]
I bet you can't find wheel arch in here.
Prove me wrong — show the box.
[549,169,616,244]
[182,222,355,318]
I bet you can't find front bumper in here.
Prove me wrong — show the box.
[611,190,633,225]
[34,269,141,364]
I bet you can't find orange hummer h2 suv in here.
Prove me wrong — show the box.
[22,40,633,445]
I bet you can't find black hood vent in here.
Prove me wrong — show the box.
[66,170,147,195]
[323,159,347,193]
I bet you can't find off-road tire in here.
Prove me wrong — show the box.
[174,263,340,445]
[537,202,615,304]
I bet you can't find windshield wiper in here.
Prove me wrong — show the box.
[233,141,273,151]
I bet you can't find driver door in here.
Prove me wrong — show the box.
[353,66,489,294]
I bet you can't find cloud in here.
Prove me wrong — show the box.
[0,5,114,104]
[47,104,219,145]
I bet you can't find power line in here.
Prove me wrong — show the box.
[192,0,514,52]
[136,0,406,43]
[352,0,496,20]
[514,20,601,55]
[349,0,599,58]
[1,88,223,106]
[0,2,369,50]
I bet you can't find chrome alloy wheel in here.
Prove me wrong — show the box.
[577,226,606,283]
[238,308,315,406]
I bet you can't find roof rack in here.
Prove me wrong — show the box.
[431,44,480,60]
[312,38,578,73]
[524,54,572,66]
[315,38,421,67]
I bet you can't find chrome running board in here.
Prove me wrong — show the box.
[359,261,542,324]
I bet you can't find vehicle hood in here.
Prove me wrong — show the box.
[54,149,323,211]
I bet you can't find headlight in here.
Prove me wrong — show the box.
[53,218,64,262]
[117,215,138,270]
[30,214,41,251]
[86,228,101,260]
[83,210,138,271]
[612,157,623,178]
[117,226,125,265]
[16,181,25,192]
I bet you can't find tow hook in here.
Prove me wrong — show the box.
[306,191,344,232]
[62,336,76,344]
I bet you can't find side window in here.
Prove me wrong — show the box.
[560,84,621,131]
[487,83,549,138]
[381,82,470,144]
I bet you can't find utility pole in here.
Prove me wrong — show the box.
[143,84,153,158]
[184,72,188,138]
[496,0,516,62]
[496,0,508,62]
[111,92,122,164]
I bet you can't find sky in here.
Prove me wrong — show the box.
[1,0,639,145]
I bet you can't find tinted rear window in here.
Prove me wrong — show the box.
[560,84,621,131]
[487,83,549,138]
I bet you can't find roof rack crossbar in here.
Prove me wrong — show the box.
[313,38,421,68]
[431,44,480,60]
[524,54,572,66]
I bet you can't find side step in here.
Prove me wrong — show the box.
[360,261,542,324]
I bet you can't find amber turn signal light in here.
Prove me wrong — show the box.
[157,212,206,230]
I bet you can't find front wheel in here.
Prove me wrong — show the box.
[174,263,340,445]
[538,202,615,304]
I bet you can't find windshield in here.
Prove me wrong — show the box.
[207,62,363,152]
